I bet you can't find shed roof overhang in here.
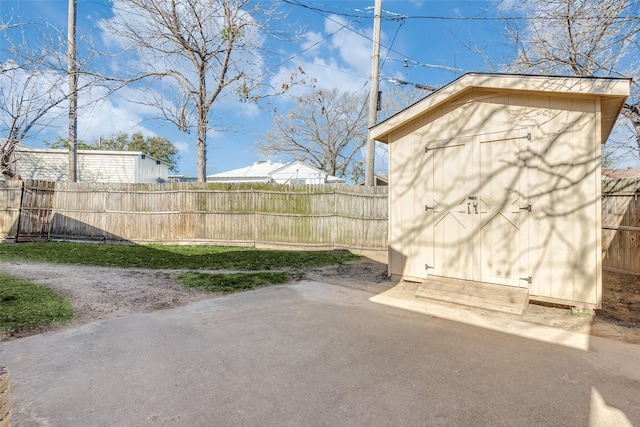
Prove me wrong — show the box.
[370,73,631,144]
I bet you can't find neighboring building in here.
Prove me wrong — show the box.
[207,160,344,184]
[356,175,388,186]
[602,168,640,180]
[370,72,630,309]
[8,145,171,183]
[168,175,198,183]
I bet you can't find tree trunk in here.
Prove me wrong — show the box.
[1,142,19,181]
[196,124,207,183]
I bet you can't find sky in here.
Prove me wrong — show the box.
[1,0,635,177]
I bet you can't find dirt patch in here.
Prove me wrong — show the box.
[598,270,640,327]
[0,262,216,340]
[1,259,639,344]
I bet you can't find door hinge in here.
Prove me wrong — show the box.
[425,264,434,270]
[520,276,532,284]
[520,204,532,212]
[425,205,433,211]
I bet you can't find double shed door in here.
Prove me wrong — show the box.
[423,129,535,288]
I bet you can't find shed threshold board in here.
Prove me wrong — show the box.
[415,276,529,315]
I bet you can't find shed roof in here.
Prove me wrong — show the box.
[370,73,630,144]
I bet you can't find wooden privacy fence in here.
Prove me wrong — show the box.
[0,180,388,251]
[3,178,640,272]
[602,177,640,275]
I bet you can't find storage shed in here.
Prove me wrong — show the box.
[370,73,630,309]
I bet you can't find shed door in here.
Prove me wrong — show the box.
[425,130,534,288]
[427,136,475,281]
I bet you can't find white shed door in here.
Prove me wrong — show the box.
[425,130,534,288]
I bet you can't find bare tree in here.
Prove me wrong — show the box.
[257,89,368,178]
[0,24,76,180]
[508,0,634,76]
[379,80,434,121]
[102,0,293,182]
[505,0,640,159]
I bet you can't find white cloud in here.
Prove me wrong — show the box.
[236,101,261,119]
[496,0,527,13]
[173,141,190,154]
[325,14,371,76]
[269,14,375,98]
[301,31,324,53]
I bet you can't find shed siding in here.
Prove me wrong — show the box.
[388,124,421,279]
[388,89,602,305]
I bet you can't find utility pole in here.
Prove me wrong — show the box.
[68,0,78,182]
[365,0,382,186]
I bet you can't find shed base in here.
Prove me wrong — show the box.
[416,276,529,315]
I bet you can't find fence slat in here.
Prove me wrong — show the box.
[602,178,640,274]
[3,182,388,251]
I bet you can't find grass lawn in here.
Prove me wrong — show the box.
[0,272,73,333]
[0,242,359,270]
[178,271,299,294]
[0,242,355,335]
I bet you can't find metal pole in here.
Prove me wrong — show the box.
[365,0,382,186]
[68,0,78,182]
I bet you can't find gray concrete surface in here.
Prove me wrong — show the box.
[1,280,639,426]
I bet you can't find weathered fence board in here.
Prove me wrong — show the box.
[0,181,23,242]
[602,178,640,274]
[8,181,388,251]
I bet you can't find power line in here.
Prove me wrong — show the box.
[269,24,349,71]
[280,0,460,82]
[282,0,640,22]
[384,76,438,92]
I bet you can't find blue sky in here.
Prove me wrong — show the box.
[1,0,603,177]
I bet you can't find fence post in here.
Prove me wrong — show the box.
[13,179,26,243]
[0,366,10,427]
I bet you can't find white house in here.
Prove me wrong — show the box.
[8,145,171,183]
[207,160,344,184]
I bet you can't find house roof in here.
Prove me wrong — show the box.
[602,168,640,180]
[206,160,285,182]
[270,161,344,183]
[207,160,345,183]
[370,73,631,145]
[356,175,388,186]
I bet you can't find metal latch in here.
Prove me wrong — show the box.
[425,205,433,211]
[425,264,434,270]
[468,196,478,214]
[520,205,532,212]
[520,276,532,284]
